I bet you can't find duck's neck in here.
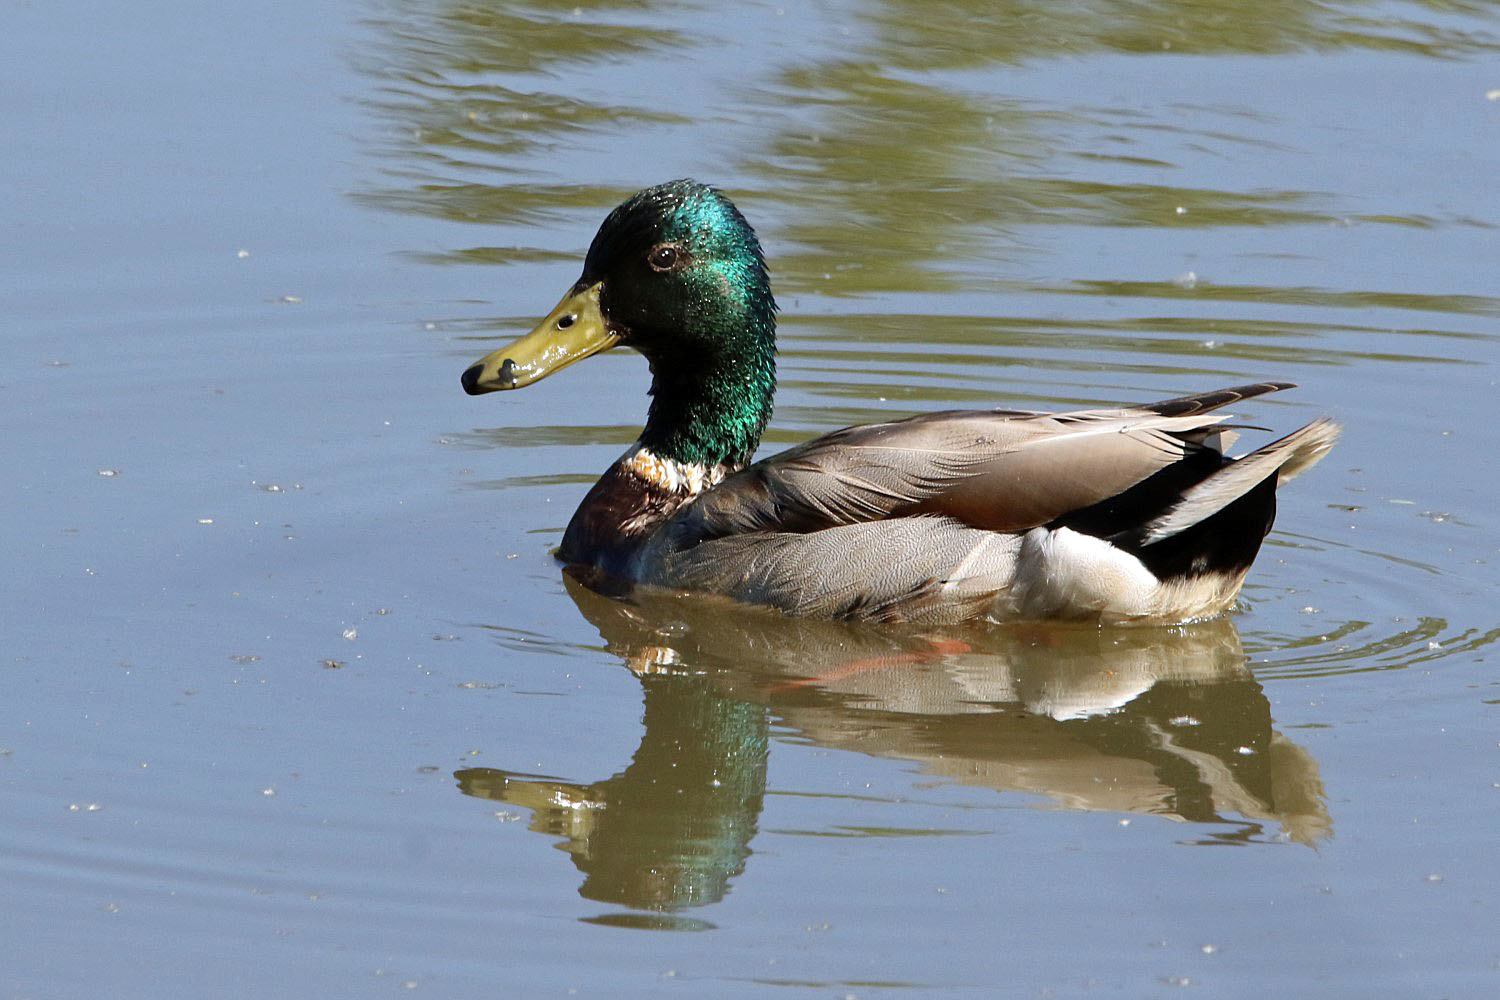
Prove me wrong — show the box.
[557,337,775,572]
[638,340,776,472]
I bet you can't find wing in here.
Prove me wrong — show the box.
[672,382,1294,543]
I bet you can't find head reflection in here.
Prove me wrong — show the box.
[457,669,766,912]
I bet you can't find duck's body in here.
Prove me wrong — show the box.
[463,180,1338,625]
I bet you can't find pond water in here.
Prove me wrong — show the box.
[5,1,1500,996]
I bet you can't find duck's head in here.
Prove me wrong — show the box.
[462,179,777,466]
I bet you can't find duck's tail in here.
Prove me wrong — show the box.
[1140,417,1341,545]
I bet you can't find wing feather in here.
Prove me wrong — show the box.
[678,384,1290,541]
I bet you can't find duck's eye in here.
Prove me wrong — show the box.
[647,244,680,272]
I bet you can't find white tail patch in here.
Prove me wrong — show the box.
[1005,527,1159,620]
[1000,526,1248,624]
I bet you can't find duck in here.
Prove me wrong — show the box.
[462,179,1339,625]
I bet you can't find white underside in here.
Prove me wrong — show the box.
[994,527,1244,624]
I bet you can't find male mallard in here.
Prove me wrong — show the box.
[462,180,1338,624]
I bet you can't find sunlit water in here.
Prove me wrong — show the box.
[5,1,1500,996]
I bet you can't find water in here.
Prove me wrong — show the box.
[5,1,1500,996]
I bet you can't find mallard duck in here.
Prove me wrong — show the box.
[462,179,1338,624]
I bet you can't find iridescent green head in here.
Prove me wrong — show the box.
[463,180,778,468]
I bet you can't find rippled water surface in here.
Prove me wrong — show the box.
[6,1,1500,996]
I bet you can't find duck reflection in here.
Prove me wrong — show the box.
[456,573,1329,913]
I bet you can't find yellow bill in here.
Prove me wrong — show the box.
[461,281,618,394]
